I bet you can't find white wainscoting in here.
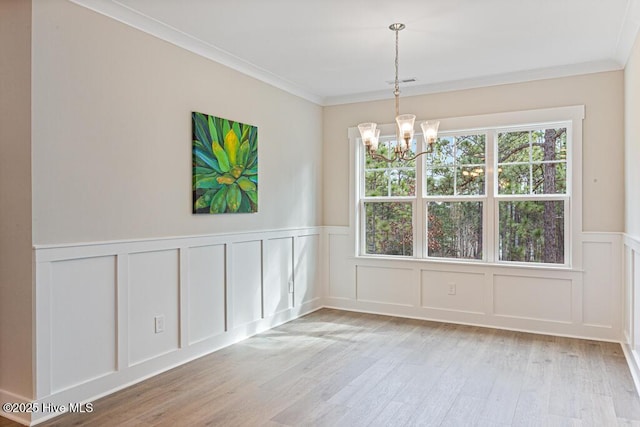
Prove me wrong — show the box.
[623,234,640,394]
[325,227,623,342]
[29,227,323,425]
[7,226,630,425]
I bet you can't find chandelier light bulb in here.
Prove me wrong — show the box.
[371,129,380,152]
[396,114,416,142]
[357,123,377,148]
[421,121,440,145]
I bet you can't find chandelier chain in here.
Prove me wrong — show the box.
[394,27,400,118]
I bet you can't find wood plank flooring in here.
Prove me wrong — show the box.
[2,308,640,426]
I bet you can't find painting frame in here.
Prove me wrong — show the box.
[192,112,258,214]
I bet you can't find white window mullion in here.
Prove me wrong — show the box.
[486,130,496,263]
[356,141,364,256]
[412,198,420,258]
[423,200,429,258]
[453,139,458,196]
[415,148,425,258]
[359,200,366,256]
[493,199,500,262]
[565,198,571,266]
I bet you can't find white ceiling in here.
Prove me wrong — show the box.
[72,0,640,105]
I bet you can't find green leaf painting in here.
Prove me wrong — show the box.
[192,112,258,214]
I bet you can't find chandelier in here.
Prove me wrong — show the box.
[358,23,440,163]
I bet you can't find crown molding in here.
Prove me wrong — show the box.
[68,0,637,108]
[614,0,640,65]
[322,60,623,106]
[69,0,324,105]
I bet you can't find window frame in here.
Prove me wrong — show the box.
[348,105,584,270]
[492,124,571,266]
[422,130,489,262]
[359,134,418,258]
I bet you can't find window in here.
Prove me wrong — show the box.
[353,107,582,267]
[362,138,416,256]
[426,134,486,261]
[496,128,568,264]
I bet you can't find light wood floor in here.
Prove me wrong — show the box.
[3,308,640,426]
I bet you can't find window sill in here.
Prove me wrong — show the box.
[351,254,581,273]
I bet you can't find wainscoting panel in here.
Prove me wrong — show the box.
[635,249,640,349]
[295,234,321,306]
[631,238,640,353]
[187,245,226,345]
[493,275,572,322]
[582,241,616,327]
[50,256,117,393]
[264,237,294,317]
[230,241,263,327]
[128,250,180,366]
[624,246,633,343]
[623,234,640,396]
[328,233,356,300]
[356,266,414,306]
[421,270,485,314]
[30,227,323,425]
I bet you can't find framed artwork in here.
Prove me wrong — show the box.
[192,112,258,214]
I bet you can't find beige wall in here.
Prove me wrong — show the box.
[323,72,625,232]
[626,31,640,238]
[0,0,34,399]
[31,0,323,245]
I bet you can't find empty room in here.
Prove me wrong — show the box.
[2,0,640,425]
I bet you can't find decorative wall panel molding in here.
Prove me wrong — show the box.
[16,227,630,425]
[326,227,623,342]
[623,234,640,395]
[50,256,117,393]
[30,227,323,425]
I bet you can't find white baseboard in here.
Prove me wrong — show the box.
[0,389,32,425]
[324,299,621,343]
[622,343,640,397]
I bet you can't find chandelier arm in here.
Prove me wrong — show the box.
[369,151,398,163]
[399,151,428,162]
[399,145,435,162]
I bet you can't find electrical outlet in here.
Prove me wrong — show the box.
[288,280,294,294]
[447,283,456,295]
[154,315,165,334]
